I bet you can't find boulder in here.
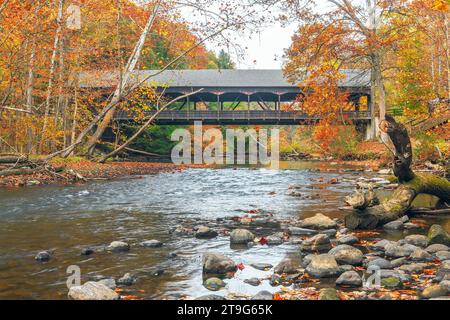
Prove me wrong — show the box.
[367,258,393,270]
[404,235,428,248]
[328,245,363,266]
[385,243,418,258]
[306,254,340,278]
[436,251,450,261]
[141,240,163,248]
[230,229,255,244]
[251,291,273,300]
[381,277,403,289]
[301,234,332,252]
[244,278,261,286]
[299,213,337,230]
[421,284,448,299]
[203,253,236,274]
[97,278,116,290]
[426,244,449,253]
[117,273,136,286]
[410,248,433,261]
[107,241,130,253]
[383,220,404,230]
[336,271,362,287]
[372,239,396,251]
[397,263,427,273]
[274,257,299,275]
[338,235,359,245]
[266,233,284,245]
[68,282,119,300]
[427,225,450,246]
[195,226,218,239]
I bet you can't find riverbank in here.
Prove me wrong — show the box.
[0,158,205,188]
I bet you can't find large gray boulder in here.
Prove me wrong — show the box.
[336,271,362,287]
[301,234,332,252]
[203,252,236,274]
[329,245,363,266]
[68,282,119,300]
[299,213,337,230]
[230,229,255,244]
[427,225,450,246]
[306,254,340,278]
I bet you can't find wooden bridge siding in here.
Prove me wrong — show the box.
[114,110,372,125]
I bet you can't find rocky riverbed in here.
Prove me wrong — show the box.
[0,162,448,300]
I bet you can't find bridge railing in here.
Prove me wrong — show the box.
[114,110,372,121]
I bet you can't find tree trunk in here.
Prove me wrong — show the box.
[345,115,450,230]
[84,2,161,156]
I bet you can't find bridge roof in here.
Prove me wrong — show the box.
[78,69,370,90]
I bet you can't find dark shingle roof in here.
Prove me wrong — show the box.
[78,69,370,89]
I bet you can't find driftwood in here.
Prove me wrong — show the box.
[345,115,450,229]
[0,168,42,177]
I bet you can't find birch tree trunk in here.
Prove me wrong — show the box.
[40,0,64,153]
[25,38,36,154]
[84,2,161,156]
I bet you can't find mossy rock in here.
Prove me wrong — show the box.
[427,225,450,246]
[381,277,403,289]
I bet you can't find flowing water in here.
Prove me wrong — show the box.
[0,162,448,300]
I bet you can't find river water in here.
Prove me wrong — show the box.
[0,161,448,300]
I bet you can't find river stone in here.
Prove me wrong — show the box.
[428,225,450,246]
[385,243,418,258]
[141,240,163,248]
[336,271,362,287]
[203,252,236,274]
[35,251,51,262]
[288,227,317,236]
[195,226,218,239]
[410,248,433,261]
[267,233,284,245]
[436,251,450,261]
[252,291,273,300]
[306,254,340,278]
[299,213,337,230]
[339,265,354,273]
[383,220,404,230]
[404,222,421,230]
[372,239,396,251]
[397,263,427,273]
[367,258,393,270]
[379,270,411,282]
[338,235,359,245]
[390,257,408,268]
[251,263,273,271]
[381,277,403,289]
[440,280,450,292]
[301,234,332,252]
[434,260,450,282]
[195,294,226,300]
[68,282,119,300]
[97,278,116,290]
[117,273,136,286]
[318,288,340,300]
[81,247,95,256]
[230,229,255,244]
[274,257,299,274]
[329,245,363,266]
[244,278,261,286]
[426,244,450,253]
[404,235,428,248]
[421,284,448,299]
[107,241,130,253]
[204,277,226,291]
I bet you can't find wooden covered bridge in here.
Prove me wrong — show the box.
[79,69,372,127]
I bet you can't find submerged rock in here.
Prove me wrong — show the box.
[203,252,236,274]
[306,254,340,278]
[301,234,332,252]
[81,248,95,256]
[250,263,273,271]
[288,227,317,236]
[329,245,363,266]
[204,277,226,291]
[318,288,340,300]
[35,251,51,262]
[68,282,119,300]
[141,240,163,248]
[427,225,450,246]
[107,241,130,253]
[230,229,255,244]
[244,278,261,286]
[299,213,337,230]
[117,273,136,286]
[336,271,362,287]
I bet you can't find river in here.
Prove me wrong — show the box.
[0,161,448,300]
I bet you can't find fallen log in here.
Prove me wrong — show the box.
[0,167,41,177]
[345,115,450,229]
